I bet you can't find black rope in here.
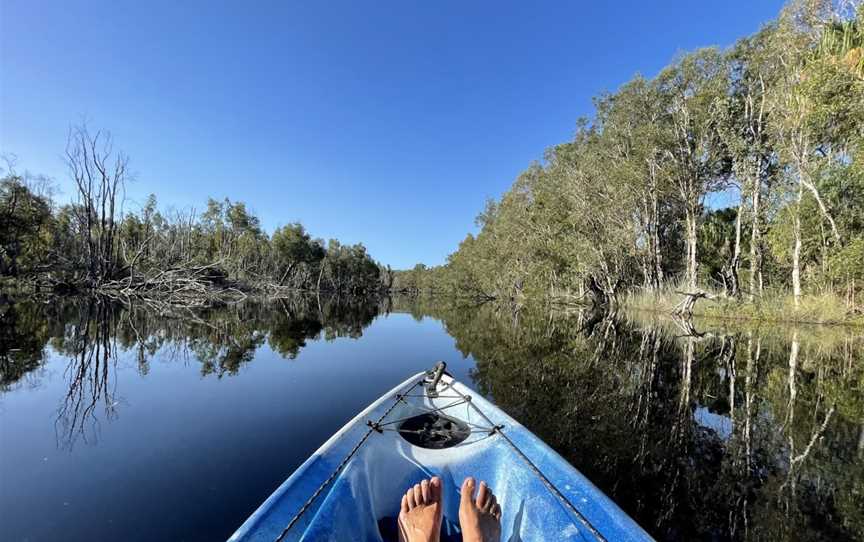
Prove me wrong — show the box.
[401,394,462,399]
[491,426,607,542]
[389,427,497,435]
[373,398,469,428]
[273,378,423,542]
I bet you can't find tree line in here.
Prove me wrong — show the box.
[0,126,393,300]
[394,1,864,312]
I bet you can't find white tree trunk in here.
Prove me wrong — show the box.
[749,174,762,302]
[653,190,664,288]
[792,184,803,308]
[685,206,698,291]
[800,171,841,243]
[727,195,744,296]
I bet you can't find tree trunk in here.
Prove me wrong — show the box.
[651,185,663,289]
[685,204,698,291]
[786,330,799,426]
[278,262,297,286]
[749,174,762,301]
[641,253,651,290]
[792,183,803,308]
[728,196,744,297]
[800,170,841,244]
[587,275,609,307]
[316,262,325,292]
[858,422,864,460]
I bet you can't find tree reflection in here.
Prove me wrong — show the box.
[0,296,52,391]
[54,299,119,449]
[394,298,864,541]
[0,294,385,449]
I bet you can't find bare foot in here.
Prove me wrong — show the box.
[459,477,502,542]
[398,476,443,542]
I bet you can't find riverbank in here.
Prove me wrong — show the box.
[624,288,864,327]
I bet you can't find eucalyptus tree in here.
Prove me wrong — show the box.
[271,223,325,287]
[445,233,498,299]
[446,202,512,301]
[395,0,864,312]
[481,166,547,300]
[544,127,641,304]
[0,172,53,276]
[807,3,864,294]
[594,77,677,290]
[433,166,550,302]
[718,27,782,298]
[526,149,588,297]
[317,240,381,294]
[654,48,730,291]
[768,0,863,305]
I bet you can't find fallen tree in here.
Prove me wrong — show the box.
[672,290,717,318]
[98,263,247,308]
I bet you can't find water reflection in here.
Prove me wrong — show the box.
[53,300,120,449]
[0,294,384,450]
[396,298,864,541]
[0,295,861,540]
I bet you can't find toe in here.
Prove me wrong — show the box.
[460,477,476,509]
[484,493,496,513]
[407,486,417,509]
[491,503,502,520]
[401,493,409,514]
[476,481,489,509]
[420,479,430,503]
[413,483,423,506]
[430,476,442,502]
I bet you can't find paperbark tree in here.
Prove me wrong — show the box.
[655,49,730,291]
[719,28,782,299]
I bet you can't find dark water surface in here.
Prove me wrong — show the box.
[1,296,861,541]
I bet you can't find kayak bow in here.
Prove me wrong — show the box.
[229,362,653,542]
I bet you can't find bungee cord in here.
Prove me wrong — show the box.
[273,378,424,542]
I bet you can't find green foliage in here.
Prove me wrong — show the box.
[1,178,384,294]
[320,239,381,294]
[271,223,325,287]
[697,208,740,285]
[0,173,54,276]
[399,1,864,316]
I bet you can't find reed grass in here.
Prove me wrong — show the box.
[624,285,863,326]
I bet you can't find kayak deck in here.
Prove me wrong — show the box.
[229,367,652,541]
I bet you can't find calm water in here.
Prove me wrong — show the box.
[0,296,862,541]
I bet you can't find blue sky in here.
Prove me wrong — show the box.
[1,0,784,269]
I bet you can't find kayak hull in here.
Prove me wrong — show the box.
[229,371,652,542]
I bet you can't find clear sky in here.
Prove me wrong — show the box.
[1,0,784,269]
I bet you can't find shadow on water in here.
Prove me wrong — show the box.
[0,294,862,540]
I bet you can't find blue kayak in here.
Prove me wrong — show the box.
[229,363,652,542]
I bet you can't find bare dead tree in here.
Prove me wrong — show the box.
[65,124,129,286]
